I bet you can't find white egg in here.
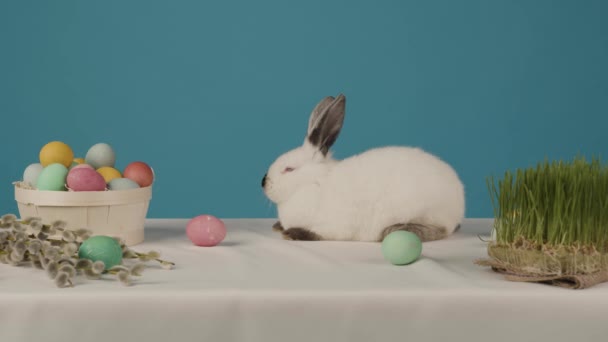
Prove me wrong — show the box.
[23,163,44,187]
[85,143,116,169]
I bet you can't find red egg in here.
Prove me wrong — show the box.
[123,161,154,187]
[67,167,107,191]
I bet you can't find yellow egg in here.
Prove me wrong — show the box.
[97,167,122,183]
[39,141,74,168]
[73,158,85,164]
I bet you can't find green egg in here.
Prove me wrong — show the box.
[36,163,68,191]
[381,231,422,265]
[78,236,123,270]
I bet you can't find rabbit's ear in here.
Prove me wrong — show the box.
[307,94,346,156]
[307,96,335,136]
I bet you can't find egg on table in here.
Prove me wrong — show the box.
[78,236,123,270]
[381,231,422,265]
[186,215,226,247]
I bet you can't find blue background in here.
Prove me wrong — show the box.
[1,1,606,218]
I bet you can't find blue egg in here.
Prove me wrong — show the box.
[85,143,116,169]
[108,178,140,190]
[381,231,422,265]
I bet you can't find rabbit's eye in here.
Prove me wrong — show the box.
[283,167,295,173]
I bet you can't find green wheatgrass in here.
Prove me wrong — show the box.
[487,156,608,252]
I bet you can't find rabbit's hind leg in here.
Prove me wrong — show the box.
[282,227,322,241]
[273,221,322,241]
[380,222,448,242]
[272,221,284,232]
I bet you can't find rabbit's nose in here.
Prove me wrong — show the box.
[262,174,268,188]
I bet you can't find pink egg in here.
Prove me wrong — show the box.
[71,164,94,170]
[67,167,107,191]
[186,215,226,247]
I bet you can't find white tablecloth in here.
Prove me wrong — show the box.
[1,219,607,342]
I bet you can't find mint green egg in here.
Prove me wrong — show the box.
[381,231,422,265]
[78,236,123,270]
[36,163,68,191]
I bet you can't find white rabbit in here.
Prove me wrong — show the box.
[262,94,465,242]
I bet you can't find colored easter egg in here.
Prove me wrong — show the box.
[67,167,107,191]
[23,163,44,187]
[78,236,123,270]
[381,231,422,265]
[108,178,140,190]
[36,163,68,191]
[97,166,122,183]
[123,161,154,187]
[39,141,74,168]
[71,164,94,171]
[73,158,85,164]
[186,215,226,247]
[85,143,116,169]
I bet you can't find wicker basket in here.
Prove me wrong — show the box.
[14,183,152,246]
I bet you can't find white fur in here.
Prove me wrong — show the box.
[263,96,465,242]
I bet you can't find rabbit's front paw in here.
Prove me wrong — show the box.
[282,228,322,241]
